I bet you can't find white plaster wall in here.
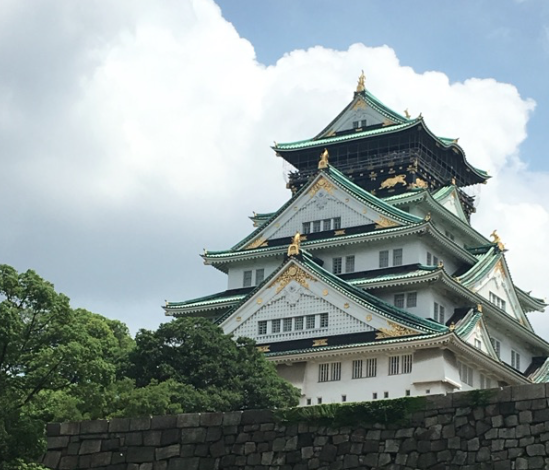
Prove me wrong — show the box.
[485,324,532,374]
[476,272,522,322]
[226,257,283,290]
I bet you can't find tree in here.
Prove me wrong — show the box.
[128,317,300,412]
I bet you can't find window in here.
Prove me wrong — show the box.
[394,294,405,309]
[306,315,316,329]
[489,292,506,311]
[434,255,439,266]
[405,389,411,396]
[302,222,311,234]
[306,398,312,405]
[474,338,482,349]
[511,350,521,370]
[427,252,432,265]
[352,120,359,128]
[333,217,341,229]
[361,119,367,127]
[320,313,329,328]
[294,316,304,330]
[352,359,363,379]
[406,292,417,308]
[341,395,347,402]
[458,361,473,386]
[384,391,389,398]
[345,255,355,273]
[389,355,412,375]
[312,220,321,233]
[317,397,322,404]
[283,318,292,332]
[372,392,378,400]
[258,321,267,335]
[389,356,400,375]
[480,374,492,390]
[393,248,403,266]
[318,362,341,382]
[490,338,501,358]
[365,358,377,377]
[271,319,281,334]
[433,302,445,323]
[379,250,389,268]
[255,269,264,284]
[332,257,342,274]
[243,270,252,287]
[323,219,332,231]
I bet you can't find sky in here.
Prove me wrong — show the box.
[0,0,548,341]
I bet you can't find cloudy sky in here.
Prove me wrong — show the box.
[1,0,548,340]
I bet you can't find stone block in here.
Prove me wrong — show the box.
[519,410,533,424]
[47,436,70,449]
[80,419,109,434]
[155,444,181,460]
[241,409,274,425]
[130,417,151,431]
[143,430,162,446]
[511,384,547,401]
[206,426,222,442]
[46,422,61,437]
[168,457,199,470]
[127,446,155,462]
[533,409,548,423]
[59,421,80,435]
[42,450,61,468]
[109,418,130,432]
[505,414,518,426]
[320,443,337,462]
[526,443,546,456]
[59,455,78,469]
[177,413,200,428]
[504,439,518,448]
[151,415,177,429]
[210,439,227,458]
[222,411,242,426]
[90,451,112,467]
[161,428,180,445]
[79,439,101,454]
[101,438,120,451]
[125,431,143,446]
[181,427,206,444]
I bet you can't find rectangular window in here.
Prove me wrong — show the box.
[258,321,267,335]
[372,392,378,400]
[306,315,316,329]
[302,222,311,234]
[283,318,292,332]
[306,398,311,405]
[352,120,359,128]
[401,354,413,374]
[427,252,432,265]
[271,319,281,334]
[389,356,400,375]
[439,305,445,324]
[361,119,367,127]
[474,338,482,349]
[294,316,304,330]
[333,217,341,229]
[255,269,264,285]
[318,363,329,382]
[405,389,411,396]
[393,248,403,266]
[243,270,252,287]
[394,294,405,309]
[433,255,439,266]
[379,250,389,268]
[342,395,347,402]
[320,313,329,328]
[312,220,321,233]
[490,338,501,358]
[511,350,521,370]
[345,255,355,273]
[489,292,506,311]
[330,362,341,381]
[384,391,389,398]
[406,292,417,308]
[433,302,441,322]
[332,257,342,274]
[365,358,377,377]
[458,361,473,386]
[352,359,363,379]
[317,397,322,404]
[323,219,332,231]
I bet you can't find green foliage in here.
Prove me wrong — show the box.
[468,388,495,407]
[275,396,427,427]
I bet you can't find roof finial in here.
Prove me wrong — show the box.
[404,109,411,119]
[287,232,301,257]
[318,148,329,169]
[449,322,455,331]
[451,177,456,185]
[356,70,366,92]
[490,230,505,251]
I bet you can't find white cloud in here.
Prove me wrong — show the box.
[0,0,547,338]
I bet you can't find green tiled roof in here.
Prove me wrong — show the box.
[528,358,549,383]
[166,289,249,310]
[348,266,440,286]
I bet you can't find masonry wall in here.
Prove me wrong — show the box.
[42,383,548,470]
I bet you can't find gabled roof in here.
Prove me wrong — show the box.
[228,165,422,252]
[165,287,251,315]
[431,185,470,223]
[453,309,500,361]
[526,357,549,383]
[216,250,449,339]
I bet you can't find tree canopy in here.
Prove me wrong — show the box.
[0,264,299,467]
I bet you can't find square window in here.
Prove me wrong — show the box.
[302,222,311,234]
[361,119,367,127]
[345,255,355,273]
[255,269,264,284]
[243,270,252,287]
[320,313,329,328]
[439,305,445,324]
[312,220,321,233]
[393,248,403,266]
[318,363,329,382]
[394,294,405,309]
[271,319,281,333]
[352,120,359,128]
[332,257,342,274]
[490,338,501,358]
[406,292,417,308]
[294,316,304,330]
[401,354,413,374]
[330,362,341,381]
[258,321,267,335]
[283,318,292,332]
[306,315,316,329]
[379,250,389,268]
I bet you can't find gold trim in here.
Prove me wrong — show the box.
[375,321,418,340]
[268,265,317,294]
[287,232,302,257]
[312,338,328,347]
[256,298,263,305]
[369,171,377,180]
[490,230,505,251]
[344,303,350,309]
[318,148,329,169]
[352,99,367,110]
[495,260,506,278]
[409,177,428,189]
[322,289,328,296]
[236,316,242,322]
[380,174,407,189]
[257,345,270,352]
[366,314,372,322]
[356,70,366,92]
[382,119,393,126]
[309,177,335,197]
[245,237,268,250]
[334,229,346,236]
[375,216,399,229]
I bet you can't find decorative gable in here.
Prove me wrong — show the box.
[242,173,405,250]
[433,186,469,223]
[220,260,424,346]
[457,312,500,361]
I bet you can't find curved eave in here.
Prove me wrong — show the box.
[528,358,549,383]
[457,246,501,286]
[164,296,246,315]
[516,287,548,313]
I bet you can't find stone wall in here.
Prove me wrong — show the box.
[42,383,548,470]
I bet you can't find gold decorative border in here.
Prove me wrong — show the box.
[375,321,418,340]
[268,265,317,294]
